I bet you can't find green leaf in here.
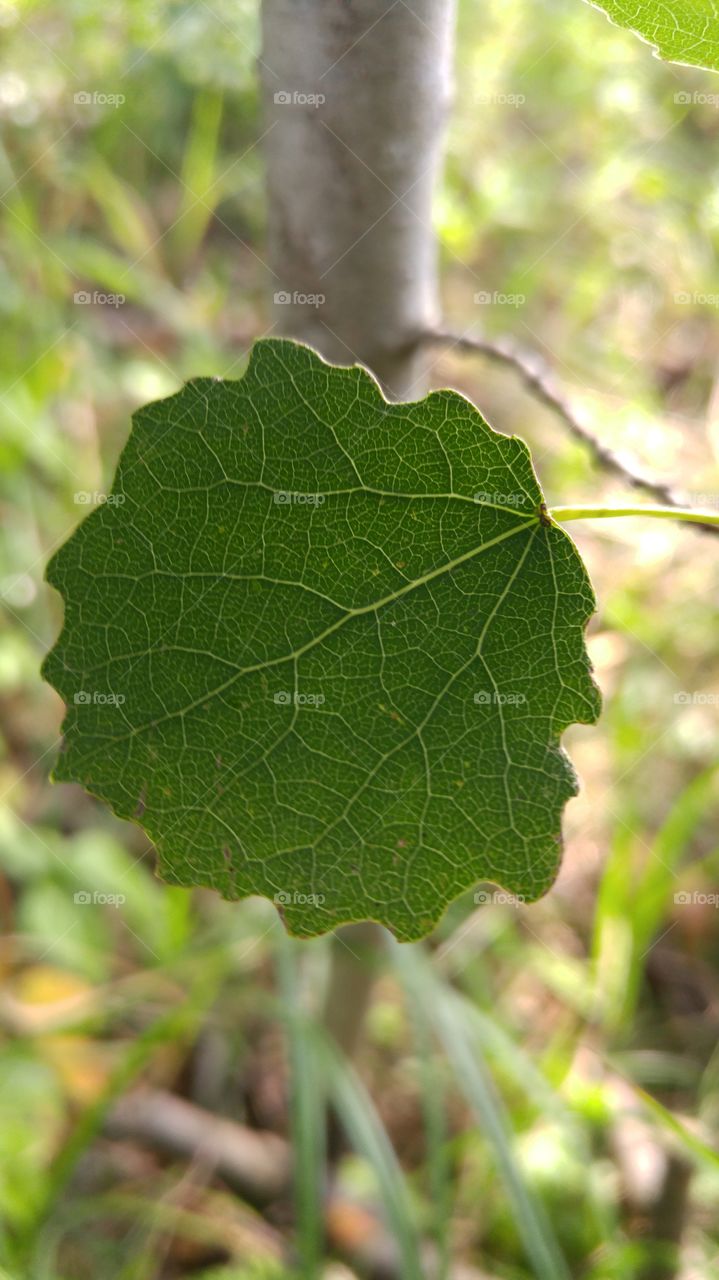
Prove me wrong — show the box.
[42,338,600,941]
[583,0,719,72]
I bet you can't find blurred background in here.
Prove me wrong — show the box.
[1,0,719,1276]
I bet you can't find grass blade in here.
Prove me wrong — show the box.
[275,932,325,1276]
[317,1032,425,1280]
[400,944,572,1280]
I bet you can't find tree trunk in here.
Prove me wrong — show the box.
[260,0,456,402]
[260,0,456,1057]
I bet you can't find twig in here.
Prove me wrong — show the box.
[105,1088,494,1280]
[106,1089,291,1206]
[424,328,719,537]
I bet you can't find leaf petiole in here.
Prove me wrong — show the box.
[550,504,719,528]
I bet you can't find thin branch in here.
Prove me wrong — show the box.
[106,1089,291,1205]
[106,1088,482,1280]
[424,328,719,538]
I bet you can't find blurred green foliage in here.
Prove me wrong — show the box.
[1,0,719,1276]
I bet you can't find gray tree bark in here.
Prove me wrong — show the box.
[260,0,456,1056]
[260,0,456,401]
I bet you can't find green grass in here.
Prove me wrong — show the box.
[2,0,719,1274]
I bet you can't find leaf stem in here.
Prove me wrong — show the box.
[549,504,719,528]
